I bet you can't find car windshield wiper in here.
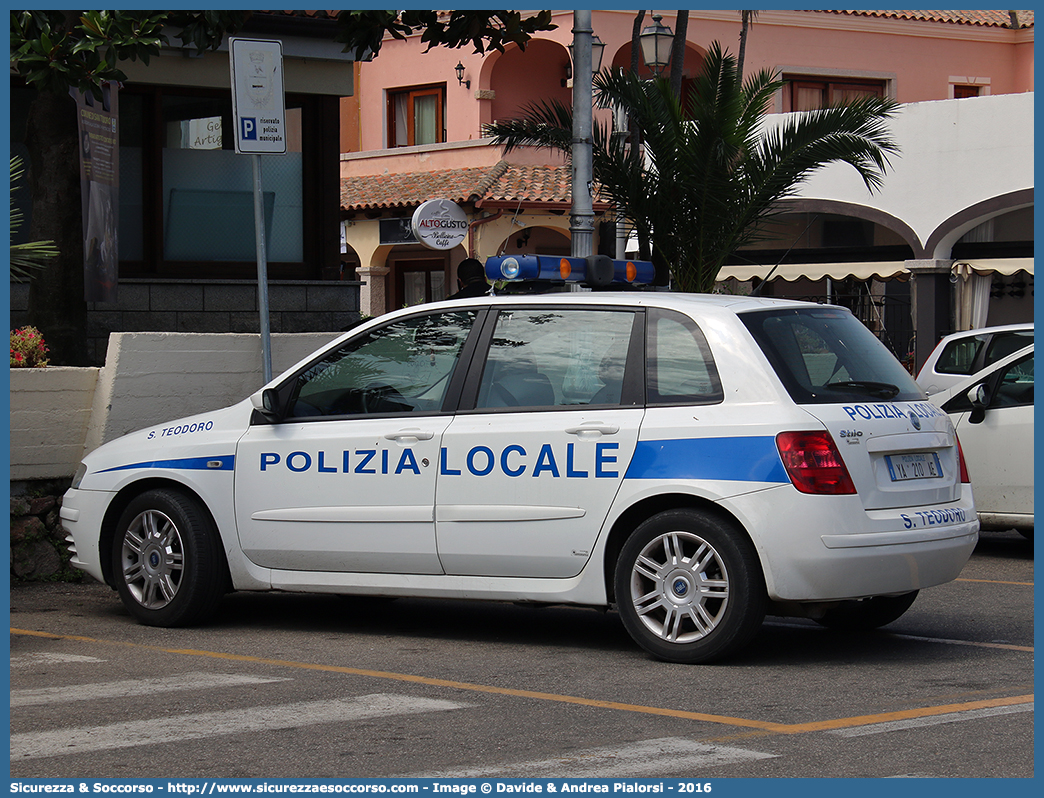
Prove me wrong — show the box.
[823,380,900,399]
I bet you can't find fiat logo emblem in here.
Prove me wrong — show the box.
[908,411,921,430]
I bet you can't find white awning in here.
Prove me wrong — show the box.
[953,258,1033,276]
[716,261,909,283]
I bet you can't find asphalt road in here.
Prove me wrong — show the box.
[9,528,1033,781]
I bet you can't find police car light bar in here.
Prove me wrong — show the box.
[484,254,656,288]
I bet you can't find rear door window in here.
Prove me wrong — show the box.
[646,308,723,405]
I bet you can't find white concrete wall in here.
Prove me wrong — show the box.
[84,332,342,454]
[781,92,1034,253]
[10,367,100,481]
[9,332,343,481]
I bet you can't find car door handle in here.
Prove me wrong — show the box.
[384,429,434,443]
[565,423,619,438]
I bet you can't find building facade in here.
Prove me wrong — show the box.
[11,12,361,363]
[339,9,1033,366]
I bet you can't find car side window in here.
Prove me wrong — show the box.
[936,335,988,375]
[475,308,637,409]
[943,352,1033,413]
[287,310,477,417]
[983,331,1033,368]
[646,309,723,405]
[993,353,1034,408]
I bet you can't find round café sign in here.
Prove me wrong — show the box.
[411,199,469,251]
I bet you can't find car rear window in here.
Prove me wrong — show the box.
[740,307,924,404]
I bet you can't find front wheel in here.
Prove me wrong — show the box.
[111,488,227,627]
[614,509,766,664]
[814,592,918,631]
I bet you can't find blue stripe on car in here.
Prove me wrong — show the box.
[98,455,235,473]
[625,437,789,483]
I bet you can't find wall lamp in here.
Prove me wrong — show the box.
[454,61,470,89]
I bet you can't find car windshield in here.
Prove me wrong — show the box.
[740,307,924,404]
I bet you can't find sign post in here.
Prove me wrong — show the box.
[229,37,287,384]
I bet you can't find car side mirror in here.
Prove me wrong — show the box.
[250,387,284,423]
[967,383,989,424]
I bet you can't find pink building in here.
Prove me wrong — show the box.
[339,9,1033,361]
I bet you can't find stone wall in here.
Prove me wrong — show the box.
[10,481,80,582]
[10,277,362,365]
[9,330,342,582]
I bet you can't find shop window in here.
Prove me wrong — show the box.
[160,94,303,262]
[388,86,445,147]
[784,76,885,111]
[113,86,323,279]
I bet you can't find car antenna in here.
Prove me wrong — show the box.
[751,214,819,296]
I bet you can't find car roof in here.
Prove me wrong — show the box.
[436,290,832,316]
[936,322,1034,343]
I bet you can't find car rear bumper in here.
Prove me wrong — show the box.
[728,487,979,602]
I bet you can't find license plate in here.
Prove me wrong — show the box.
[885,452,943,482]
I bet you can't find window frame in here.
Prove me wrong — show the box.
[119,84,329,280]
[783,75,887,112]
[387,84,446,147]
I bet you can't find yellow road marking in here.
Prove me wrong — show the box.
[956,577,1033,586]
[10,627,1034,737]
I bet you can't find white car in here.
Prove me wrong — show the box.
[927,343,1034,536]
[62,283,978,664]
[916,323,1033,395]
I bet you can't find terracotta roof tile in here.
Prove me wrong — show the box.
[341,161,596,212]
[818,10,1033,28]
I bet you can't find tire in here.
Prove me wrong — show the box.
[614,509,766,664]
[814,591,918,631]
[111,488,227,627]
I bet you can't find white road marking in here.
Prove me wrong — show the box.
[11,693,469,760]
[407,737,776,778]
[11,671,291,707]
[10,653,105,668]
[829,703,1034,737]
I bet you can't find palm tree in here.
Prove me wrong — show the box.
[10,156,58,282]
[486,42,900,292]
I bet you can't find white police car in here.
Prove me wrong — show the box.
[62,257,978,663]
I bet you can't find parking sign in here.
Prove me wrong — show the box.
[229,37,286,155]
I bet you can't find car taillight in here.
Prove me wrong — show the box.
[776,431,856,495]
[956,435,971,483]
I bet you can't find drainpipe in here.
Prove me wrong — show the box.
[468,209,504,257]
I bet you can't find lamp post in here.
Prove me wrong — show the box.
[639,13,675,76]
[570,9,597,259]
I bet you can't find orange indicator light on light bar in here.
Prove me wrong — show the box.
[559,259,572,279]
[626,261,637,282]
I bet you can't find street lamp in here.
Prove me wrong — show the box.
[568,33,606,77]
[639,13,675,76]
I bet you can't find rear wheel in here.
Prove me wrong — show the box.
[614,509,766,664]
[814,591,918,631]
[111,488,227,627]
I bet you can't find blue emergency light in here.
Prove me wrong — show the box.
[484,254,656,288]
